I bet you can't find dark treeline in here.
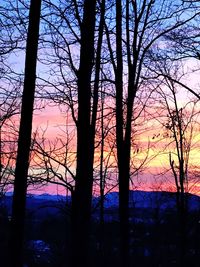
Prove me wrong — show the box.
[1,0,200,267]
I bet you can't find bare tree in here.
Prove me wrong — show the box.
[160,76,200,265]
[0,0,25,199]
[8,1,42,266]
[103,0,200,265]
[0,94,19,198]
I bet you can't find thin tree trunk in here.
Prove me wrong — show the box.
[91,1,106,259]
[179,173,187,267]
[115,1,130,266]
[99,86,105,263]
[8,1,41,267]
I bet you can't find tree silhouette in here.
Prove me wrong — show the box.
[8,0,42,266]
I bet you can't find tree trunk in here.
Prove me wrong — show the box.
[119,155,130,267]
[99,87,105,264]
[71,1,96,267]
[115,0,131,266]
[8,1,41,267]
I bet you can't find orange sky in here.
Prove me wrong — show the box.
[25,97,200,196]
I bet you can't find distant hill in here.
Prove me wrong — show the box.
[1,193,68,219]
[102,190,200,210]
[1,191,200,219]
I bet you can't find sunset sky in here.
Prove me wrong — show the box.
[26,79,200,196]
[2,0,200,198]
